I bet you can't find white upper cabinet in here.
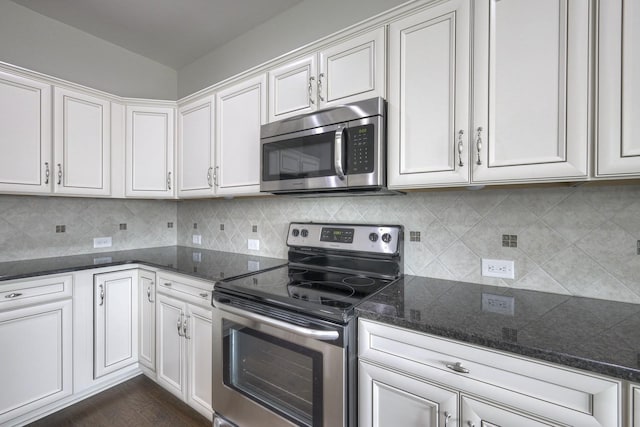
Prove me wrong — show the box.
[388,0,471,188]
[268,27,386,122]
[269,55,317,122]
[126,104,175,198]
[177,96,215,197]
[53,87,111,196]
[597,0,640,177]
[0,71,51,194]
[471,0,590,183]
[318,27,386,109]
[215,74,266,195]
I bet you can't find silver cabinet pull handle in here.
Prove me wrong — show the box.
[334,124,346,180]
[214,299,339,341]
[457,130,465,167]
[214,165,219,187]
[177,313,184,337]
[199,292,208,298]
[183,316,190,339]
[308,76,316,105]
[167,171,172,190]
[5,292,23,299]
[164,282,172,287]
[444,411,452,427]
[99,284,104,306]
[57,163,63,185]
[44,162,50,184]
[446,361,469,374]
[147,286,154,303]
[207,167,213,188]
[318,73,325,102]
[475,126,483,165]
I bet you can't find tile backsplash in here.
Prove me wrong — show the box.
[177,184,640,304]
[1,184,638,304]
[0,196,177,262]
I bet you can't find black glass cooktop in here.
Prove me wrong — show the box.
[215,265,396,323]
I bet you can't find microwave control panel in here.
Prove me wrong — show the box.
[347,124,374,174]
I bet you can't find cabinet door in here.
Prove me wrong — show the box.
[387,0,471,188]
[94,271,139,378]
[156,294,186,399]
[359,361,458,427]
[186,303,213,419]
[138,270,156,372]
[177,96,215,197]
[472,0,589,183]
[53,87,110,196]
[461,395,562,427]
[215,74,266,196]
[632,384,640,427]
[126,105,175,198]
[0,71,52,194]
[319,27,386,108]
[0,299,72,424]
[268,55,317,122]
[597,0,640,177]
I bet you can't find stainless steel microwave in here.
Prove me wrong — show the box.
[260,97,386,195]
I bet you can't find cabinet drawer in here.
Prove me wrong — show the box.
[157,273,212,307]
[0,275,72,310]
[359,319,620,427]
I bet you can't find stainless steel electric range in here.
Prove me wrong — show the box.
[211,222,404,427]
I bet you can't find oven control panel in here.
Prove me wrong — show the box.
[287,223,402,254]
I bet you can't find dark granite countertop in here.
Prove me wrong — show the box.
[357,275,640,383]
[0,246,288,284]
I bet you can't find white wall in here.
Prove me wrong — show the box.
[0,0,177,99]
[177,0,408,98]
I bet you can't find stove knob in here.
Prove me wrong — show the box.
[369,232,379,242]
[381,233,392,243]
[292,228,300,237]
[301,229,309,238]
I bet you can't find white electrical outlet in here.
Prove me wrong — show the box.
[482,293,515,315]
[481,258,515,279]
[93,237,112,248]
[192,235,202,245]
[248,239,260,250]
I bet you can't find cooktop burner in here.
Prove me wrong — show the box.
[215,265,395,322]
[214,223,404,323]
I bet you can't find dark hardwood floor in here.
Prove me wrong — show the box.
[27,375,211,427]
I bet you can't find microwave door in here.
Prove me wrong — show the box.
[261,124,348,193]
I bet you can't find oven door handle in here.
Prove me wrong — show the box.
[214,300,340,341]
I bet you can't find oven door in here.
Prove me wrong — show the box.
[212,295,346,427]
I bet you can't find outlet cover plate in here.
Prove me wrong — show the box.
[481,258,515,279]
[192,235,202,245]
[93,237,112,248]
[248,239,260,250]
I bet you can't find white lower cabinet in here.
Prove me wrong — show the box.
[156,273,213,420]
[358,319,621,427]
[94,270,139,378]
[359,360,457,426]
[632,383,640,426]
[138,270,156,372]
[0,275,73,425]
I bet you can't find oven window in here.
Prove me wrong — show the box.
[223,320,323,427]
[262,131,336,181]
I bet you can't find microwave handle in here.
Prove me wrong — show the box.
[334,125,346,180]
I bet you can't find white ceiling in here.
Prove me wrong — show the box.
[11,0,303,70]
